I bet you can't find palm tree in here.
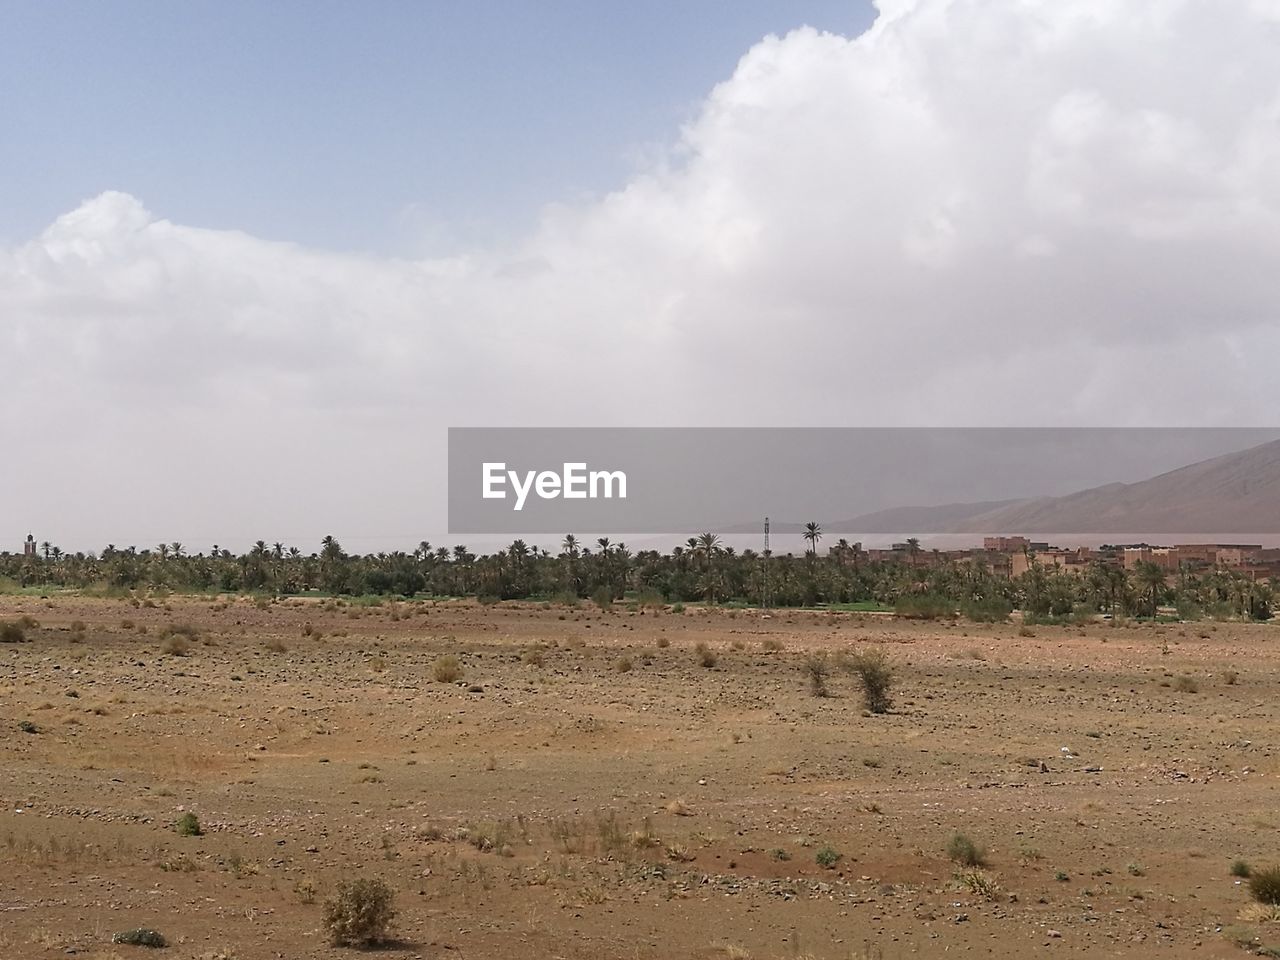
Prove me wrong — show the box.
[905,537,921,566]
[803,522,822,556]
[695,533,722,601]
[1133,561,1167,618]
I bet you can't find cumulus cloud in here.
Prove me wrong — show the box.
[4,0,1280,548]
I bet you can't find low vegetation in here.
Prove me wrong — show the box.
[322,877,396,946]
[843,647,894,713]
[1250,866,1280,905]
[946,832,987,868]
[112,929,167,948]
[432,655,462,683]
[175,812,202,837]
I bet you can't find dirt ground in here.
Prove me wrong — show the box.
[2,594,1278,959]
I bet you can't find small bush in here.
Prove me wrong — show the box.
[894,594,953,620]
[946,832,987,867]
[112,929,167,948]
[160,634,191,656]
[591,587,614,611]
[694,642,717,668]
[1231,859,1253,878]
[1,621,27,643]
[954,868,1000,900]
[614,656,633,673]
[264,637,288,653]
[761,637,784,653]
[803,653,830,697]
[1249,865,1280,905]
[656,636,670,648]
[175,812,202,836]
[1172,675,1199,693]
[843,647,894,713]
[323,876,396,946]
[432,655,462,683]
[960,596,1012,623]
[815,846,842,868]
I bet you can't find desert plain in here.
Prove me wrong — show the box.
[2,594,1278,959]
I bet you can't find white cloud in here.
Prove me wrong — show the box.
[4,0,1280,548]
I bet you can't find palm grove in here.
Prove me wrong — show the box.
[3,531,1272,622]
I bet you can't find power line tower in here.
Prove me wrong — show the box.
[762,516,771,609]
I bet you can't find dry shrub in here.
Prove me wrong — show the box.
[803,652,830,697]
[432,655,462,683]
[323,877,396,946]
[161,634,191,657]
[843,647,894,713]
[1250,865,1280,905]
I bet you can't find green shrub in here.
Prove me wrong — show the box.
[323,877,396,946]
[175,812,201,836]
[636,588,665,609]
[1,621,27,643]
[960,596,1012,623]
[1249,865,1280,905]
[591,587,614,611]
[1232,859,1253,878]
[112,929,167,948]
[815,846,842,868]
[894,594,954,620]
[843,647,894,713]
[946,832,986,867]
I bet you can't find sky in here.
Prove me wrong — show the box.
[0,0,873,253]
[4,0,1280,554]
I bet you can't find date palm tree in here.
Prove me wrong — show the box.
[803,522,822,556]
[1133,560,1167,618]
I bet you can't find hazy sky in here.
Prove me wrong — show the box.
[4,0,1280,553]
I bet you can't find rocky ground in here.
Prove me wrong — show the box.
[2,594,1278,959]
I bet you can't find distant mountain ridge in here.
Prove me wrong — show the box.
[833,438,1280,535]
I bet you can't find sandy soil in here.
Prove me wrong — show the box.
[2,594,1278,959]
